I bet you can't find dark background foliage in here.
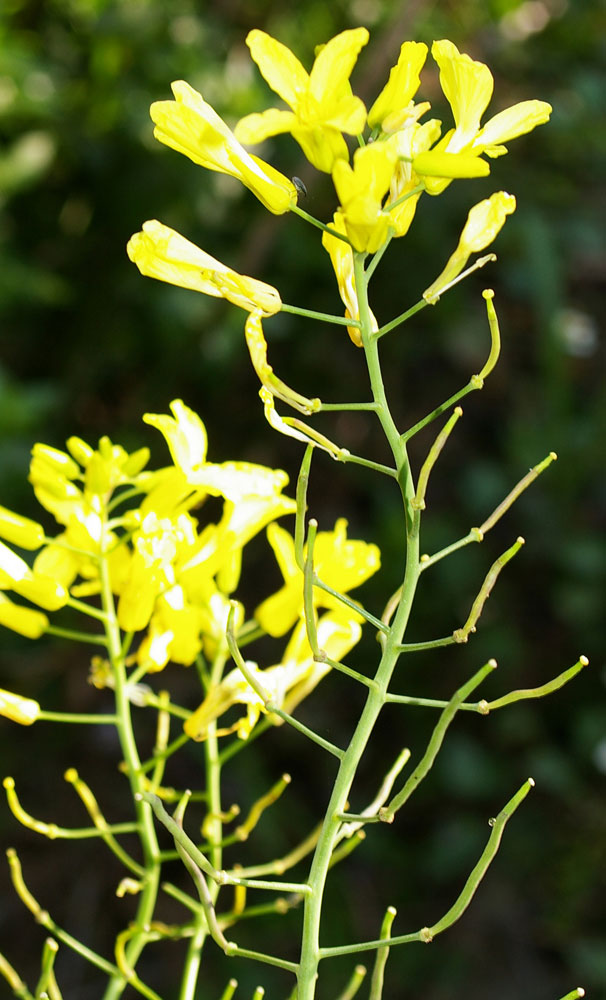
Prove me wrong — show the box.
[0,0,604,997]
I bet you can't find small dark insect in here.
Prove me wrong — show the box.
[292,176,308,199]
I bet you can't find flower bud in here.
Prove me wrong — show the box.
[0,505,45,550]
[0,688,40,725]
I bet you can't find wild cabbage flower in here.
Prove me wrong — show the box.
[184,610,362,741]
[151,81,297,214]
[423,191,516,303]
[144,399,294,505]
[425,40,551,193]
[127,221,281,315]
[255,519,381,637]
[332,140,399,252]
[235,28,368,173]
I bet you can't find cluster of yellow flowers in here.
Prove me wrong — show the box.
[128,30,550,344]
[0,400,379,737]
[1,27,551,738]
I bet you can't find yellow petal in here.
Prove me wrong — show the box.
[235,108,298,144]
[412,150,490,178]
[368,41,428,129]
[189,461,290,503]
[246,29,310,108]
[244,311,319,412]
[432,40,493,151]
[309,27,369,113]
[151,81,296,214]
[128,221,281,315]
[0,541,32,584]
[13,574,68,612]
[459,191,517,253]
[0,594,48,638]
[332,142,397,252]
[474,99,552,152]
[144,399,208,473]
[423,191,516,302]
[0,688,40,725]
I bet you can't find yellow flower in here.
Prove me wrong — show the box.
[368,41,428,132]
[0,688,40,725]
[255,519,380,637]
[332,141,399,252]
[143,400,208,477]
[322,212,378,345]
[426,40,551,193]
[184,609,361,741]
[235,28,369,173]
[151,81,297,214]
[423,191,516,303]
[116,512,190,633]
[127,221,281,316]
[144,399,295,505]
[152,585,204,666]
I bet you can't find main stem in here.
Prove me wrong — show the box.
[297,254,420,999]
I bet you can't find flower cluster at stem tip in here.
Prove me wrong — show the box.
[0,402,379,738]
[127,29,551,345]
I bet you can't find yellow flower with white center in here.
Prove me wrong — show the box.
[255,519,380,637]
[150,81,297,214]
[184,609,361,741]
[127,221,281,316]
[423,191,516,303]
[332,141,399,253]
[368,41,428,132]
[425,40,551,193]
[0,688,40,726]
[235,28,369,173]
[322,212,378,346]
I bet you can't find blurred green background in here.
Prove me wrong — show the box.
[1,0,604,997]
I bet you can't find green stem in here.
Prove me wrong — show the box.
[375,299,427,340]
[297,251,420,1000]
[282,302,360,329]
[291,205,352,245]
[98,532,161,1000]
